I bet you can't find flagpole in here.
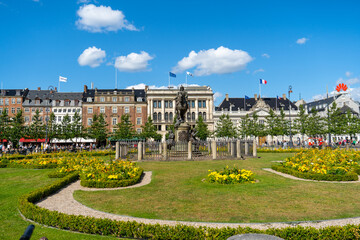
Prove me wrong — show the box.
[259,81,261,98]
[186,74,187,87]
[115,67,117,89]
[276,96,277,111]
[168,73,170,88]
[58,79,60,92]
[244,97,245,111]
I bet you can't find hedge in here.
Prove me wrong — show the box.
[18,171,360,239]
[271,165,359,181]
[80,169,144,188]
[48,171,74,178]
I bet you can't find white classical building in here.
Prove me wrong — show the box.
[146,85,214,140]
[51,92,83,123]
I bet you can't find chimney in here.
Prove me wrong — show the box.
[50,90,53,94]
[254,94,258,101]
[91,82,94,89]
[84,85,88,93]
[282,94,287,100]
[37,87,41,91]
[54,87,57,92]
[225,94,229,101]
[145,85,149,92]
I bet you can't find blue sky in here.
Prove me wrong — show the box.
[0,0,359,104]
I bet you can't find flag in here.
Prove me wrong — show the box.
[169,72,176,78]
[260,79,267,84]
[277,95,281,100]
[245,95,250,99]
[186,71,193,77]
[59,76,67,82]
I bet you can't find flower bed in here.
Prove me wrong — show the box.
[272,149,360,181]
[257,148,305,153]
[207,166,255,184]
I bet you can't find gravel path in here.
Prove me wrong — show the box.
[263,168,360,183]
[36,170,360,231]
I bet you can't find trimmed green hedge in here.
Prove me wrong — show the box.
[48,171,74,178]
[18,170,360,239]
[80,169,144,188]
[272,165,359,181]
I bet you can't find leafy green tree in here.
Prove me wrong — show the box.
[141,116,162,141]
[47,112,58,142]
[345,110,359,141]
[88,114,108,146]
[0,110,10,142]
[59,114,72,140]
[305,108,326,137]
[294,104,307,144]
[8,110,24,148]
[28,109,45,140]
[238,114,251,139]
[195,115,210,140]
[265,109,279,144]
[114,114,135,140]
[327,102,345,140]
[249,112,266,138]
[71,111,84,142]
[215,114,237,138]
[276,108,288,141]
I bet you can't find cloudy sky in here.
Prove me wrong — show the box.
[0,0,359,104]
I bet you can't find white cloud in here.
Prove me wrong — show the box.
[336,77,360,86]
[115,51,154,72]
[77,0,90,3]
[126,83,200,90]
[213,92,223,102]
[253,68,264,74]
[346,71,352,77]
[173,46,253,76]
[261,53,270,58]
[76,4,137,33]
[296,37,309,45]
[78,46,106,67]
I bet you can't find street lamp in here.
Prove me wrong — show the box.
[288,85,293,146]
[45,86,54,150]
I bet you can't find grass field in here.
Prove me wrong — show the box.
[0,168,120,240]
[74,153,360,223]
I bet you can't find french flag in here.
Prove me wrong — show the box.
[260,79,267,84]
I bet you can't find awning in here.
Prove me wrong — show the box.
[20,138,45,143]
[50,138,96,143]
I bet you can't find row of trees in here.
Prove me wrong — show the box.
[215,102,359,142]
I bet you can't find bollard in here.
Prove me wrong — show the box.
[143,141,146,156]
[228,142,231,153]
[231,141,235,157]
[253,139,257,157]
[188,141,192,160]
[163,142,168,160]
[245,141,249,155]
[159,142,162,154]
[212,140,217,160]
[236,140,241,159]
[115,142,120,160]
[138,142,143,161]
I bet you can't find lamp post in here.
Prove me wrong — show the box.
[45,86,54,151]
[288,85,293,146]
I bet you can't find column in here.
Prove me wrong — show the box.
[212,140,217,160]
[236,140,241,159]
[195,99,199,120]
[253,139,257,157]
[138,142,143,161]
[115,142,119,160]
[188,141,192,160]
[245,141,249,155]
[162,141,168,160]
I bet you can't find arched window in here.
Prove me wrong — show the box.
[158,112,162,121]
[199,112,202,119]
[169,112,173,121]
[187,112,190,121]
[203,112,206,120]
[165,112,169,121]
[192,112,195,121]
[153,112,157,121]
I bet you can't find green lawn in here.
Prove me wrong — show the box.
[74,153,360,223]
[0,168,120,240]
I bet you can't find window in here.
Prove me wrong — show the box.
[124,97,130,102]
[0,108,2,113]
[58,109,62,113]
[88,118,92,126]
[158,112,161,121]
[25,108,30,112]
[112,97,117,102]
[24,116,29,122]
[46,108,50,112]
[100,107,105,113]
[198,101,202,108]
[88,107,93,114]
[169,112,173,121]
[165,112,169,121]
[203,100,206,108]
[17,108,21,113]
[153,112,157,121]
[68,109,71,112]
[191,101,195,108]
[40,117,43,121]
[77,109,81,112]
[136,107,141,113]
[17,98,21,104]
[5,99,9,105]
[100,97,105,102]
[153,101,157,108]
[165,101,168,108]
[259,120,265,125]
[169,101,173,108]
[112,117,117,125]
[158,101,161,108]
[32,108,35,112]
[0,99,3,105]
[11,98,15,104]
[4,108,8,113]
[137,97,143,102]
[58,116,62,122]
[192,112,195,121]
[87,97,92,102]
[11,108,15,114]
[45,116,49,122]
[203,112,206,120]
[125,107,129,113]
[187,112,190,121]
[40,108,43,112]
[112,107,117,113]
[137,128,142,134]
[72,109,75,112]
[137,117,142,125]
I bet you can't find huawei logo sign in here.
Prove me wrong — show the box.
[336,83,348,92]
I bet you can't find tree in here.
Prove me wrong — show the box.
[238,114,251,139]
[88,114,108,146]
[114,114,135,140]
[305,108,326,137]
[265,109,279,144]
[47,112,58,142]
[59,114,72,140]
[327,102,345,140]
[195,115,210,140]
[0,110,10,143]
[276,109,288,141]
[215,114,237,138]
[141,116,162,141]
[294,104,307,145]
[71,111,84,142]
[345,110,359,141]
[28,109,45,140]
[8,110,24,148]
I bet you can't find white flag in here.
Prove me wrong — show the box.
[59,76,67,82]
[186,71,193,77]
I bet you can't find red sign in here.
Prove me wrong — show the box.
[336,83,348,92]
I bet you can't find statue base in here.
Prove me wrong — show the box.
[175,123,190,142]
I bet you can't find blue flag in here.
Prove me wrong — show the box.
[245,95,250,99]
[169,72,176,78]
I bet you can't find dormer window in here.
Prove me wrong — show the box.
[87,97,92,102]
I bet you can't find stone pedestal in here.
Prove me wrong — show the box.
[175,123,190,142]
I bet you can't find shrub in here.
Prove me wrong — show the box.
[208,165,255,184]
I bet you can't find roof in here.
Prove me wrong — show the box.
[51,92,83,100]
[304,95,340,111]
[83,88,146,102]
[339,105,358,115]
[0,89,28,97]
[216,97,298,111]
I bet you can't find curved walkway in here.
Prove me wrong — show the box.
[263,168,360,183]
[36,171,360,231]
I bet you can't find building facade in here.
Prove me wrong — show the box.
[82,85,147,133]
[22,88,54,125]
[0,89,28,117]
[146,85,214,139]
[51,92,83,124]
